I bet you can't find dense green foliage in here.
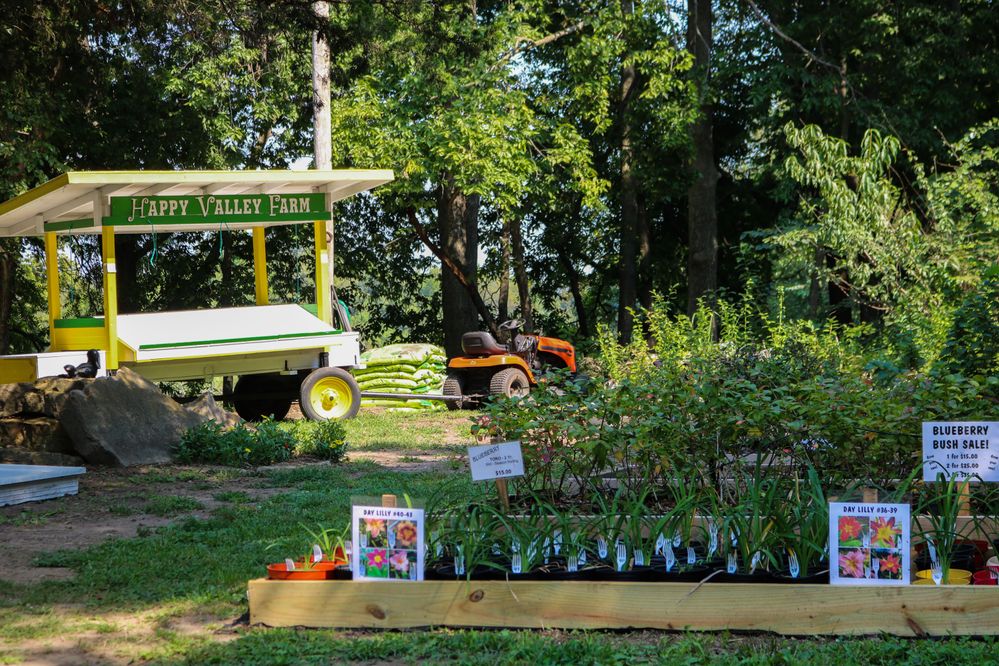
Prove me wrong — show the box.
[292,418,349,463]
[175,420,295,467]
[0,1,995,362]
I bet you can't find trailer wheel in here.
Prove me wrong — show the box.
[232,374,293,422]
[442,372,464,411]
[300,367,361,420]
[489,367,531,399]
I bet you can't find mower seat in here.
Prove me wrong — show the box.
[461,331,508,356]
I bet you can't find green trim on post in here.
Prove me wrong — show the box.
[44,218,98,232]
[54,317,105,328]
[138,329,343,351]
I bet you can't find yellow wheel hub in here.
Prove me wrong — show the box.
[309,377,353,419]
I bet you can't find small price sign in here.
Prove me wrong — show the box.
[467,440,525,482]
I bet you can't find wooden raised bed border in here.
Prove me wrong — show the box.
[248,579,999,636]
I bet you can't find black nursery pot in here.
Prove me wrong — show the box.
[914,543,977,572]
[432,563,508,581]
[772,569,829,584]
[707,570,779,584]
[329,564,352,580]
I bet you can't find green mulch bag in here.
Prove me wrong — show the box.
[360,343,445,367]
[358,378,418,390]
[353,370,419,382]
[356,363,420,375]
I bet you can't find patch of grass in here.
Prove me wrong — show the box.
[143,495,204,517]
[213,491,253,504]
[150,629,999,665]
[340,409,476,451]
[0,509,60,527]
[109,504,139,517]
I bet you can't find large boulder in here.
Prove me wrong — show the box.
[59,368,207,466]
[185,392,241,429]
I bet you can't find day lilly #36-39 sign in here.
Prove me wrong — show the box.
[829,502,910,586]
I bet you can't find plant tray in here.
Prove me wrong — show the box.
[247,579,999,636]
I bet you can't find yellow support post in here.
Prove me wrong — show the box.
[252,227,268,305]
[314,220,331,325]
[44,232,61,350]
[101,226,119,370]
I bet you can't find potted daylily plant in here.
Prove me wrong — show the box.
[774,466,830,583]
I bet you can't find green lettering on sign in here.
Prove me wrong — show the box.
[104,194,330,226]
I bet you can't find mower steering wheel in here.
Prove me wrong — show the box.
[498,319,525,331]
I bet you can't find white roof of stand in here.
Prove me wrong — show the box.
[0,170,394,236]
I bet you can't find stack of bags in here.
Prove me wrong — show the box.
[354,344,448,412]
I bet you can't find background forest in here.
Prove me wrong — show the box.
[1,0,997,378]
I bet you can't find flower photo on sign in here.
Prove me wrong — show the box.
[838,548,868,578]
[363,519,388,547]
[393,520,418,548]
[838,516,867,548]
[870,516,903,549]
[361,548,389,578]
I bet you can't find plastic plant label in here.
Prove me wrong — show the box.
[634,549,646,567]
[708,523,718,558]
[922,422,998,482]
[597,536,608,559]
[467,440,525,481]
[492,542,502,555]
[665,545,676,572]
[687,546,696,565]
[829,502,910,586]
[672,532,681,548]
[567,553,578,572]
[578,549,586,565]
[788,551,800,579]
[455,554,465,576]
[543,537,551,564]
[655,533,666,555]
[511,553,522,574]
[351,504,425,582]
[615,542,627,571]
[750,551,761,574]
[313,544,323,563]
[927,538,938,565]
[553,529,562,555]
[727,553,737,574]
[285,558,295,571]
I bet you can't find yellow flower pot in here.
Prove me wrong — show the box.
[913,569,972,585]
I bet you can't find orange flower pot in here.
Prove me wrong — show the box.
[267,561,337,580]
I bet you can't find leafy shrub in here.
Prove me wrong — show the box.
[295,419,349,463]
[481,292,998,501]
[176,419,294,467]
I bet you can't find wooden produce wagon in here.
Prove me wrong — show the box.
[0,170,393,420]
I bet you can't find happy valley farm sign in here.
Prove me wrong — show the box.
[105,193,330,226]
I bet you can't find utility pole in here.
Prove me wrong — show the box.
[312,0,335,323]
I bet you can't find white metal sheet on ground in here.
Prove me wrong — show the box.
[0,464,86,506]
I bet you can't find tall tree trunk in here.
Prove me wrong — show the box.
[220,231,234,306]
[0,240,17,354]
[115,236,141,314]
[617,0,638,343]
[312,0,334,322]
[510,216,533,333]
[686,0,718,316]
[557,248,590,338]
[438,175,481,356]
[498,218,511,325]
[637,195,652,313]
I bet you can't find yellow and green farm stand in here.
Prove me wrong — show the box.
[0,169,393,420]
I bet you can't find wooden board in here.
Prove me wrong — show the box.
[248,579,999,636]
[0,464,85,506]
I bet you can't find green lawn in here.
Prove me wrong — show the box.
[1,411,996,664]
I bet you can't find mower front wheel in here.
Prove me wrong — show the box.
[300,367,361,421]
[489,367,531,399]
[442,372,465,411]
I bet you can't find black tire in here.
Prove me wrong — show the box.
[299,367,361,421]
[489,367,531,399]
[232,374,294,422]
[442,372,464,411]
